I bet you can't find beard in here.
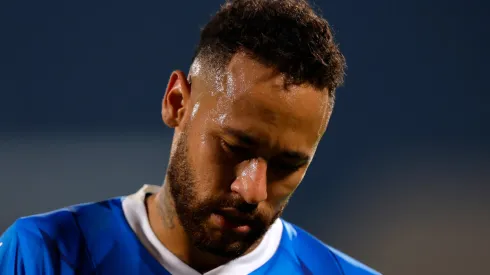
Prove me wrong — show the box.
[165,128,284,259]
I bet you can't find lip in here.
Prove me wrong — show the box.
[211,212,252,234]
[217,208,254,223]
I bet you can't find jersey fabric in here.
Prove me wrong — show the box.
[0,185,381,275]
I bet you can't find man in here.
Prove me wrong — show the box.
[0,0,380,274]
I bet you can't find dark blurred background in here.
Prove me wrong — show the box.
[1,0,489,274]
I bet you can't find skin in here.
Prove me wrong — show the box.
[146,52,332,273]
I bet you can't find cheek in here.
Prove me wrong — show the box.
[188,132,236,193]
[266,171,305,210]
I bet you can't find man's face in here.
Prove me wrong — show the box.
[165,54,331,258]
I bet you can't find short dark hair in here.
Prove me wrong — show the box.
[192,0,346,97]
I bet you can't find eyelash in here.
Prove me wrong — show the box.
[221,140,248,156]
[270,160,302,172]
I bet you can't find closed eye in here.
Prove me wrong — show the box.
[221,139,252,158]
[270,159,306,172]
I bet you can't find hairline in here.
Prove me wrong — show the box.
[188,52,336,112]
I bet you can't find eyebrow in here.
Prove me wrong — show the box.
[223,127,260,146]
[222,127,311,162]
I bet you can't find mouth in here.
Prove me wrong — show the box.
[211,209,254,234]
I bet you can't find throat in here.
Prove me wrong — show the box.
[146,189,186,255]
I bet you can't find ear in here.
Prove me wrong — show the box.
[162,70,191,129]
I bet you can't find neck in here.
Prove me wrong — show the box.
[146,184,231,273]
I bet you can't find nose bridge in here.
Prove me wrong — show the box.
[231,158,268,204]
[248,158,266,185]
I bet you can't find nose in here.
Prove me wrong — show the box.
[231,158,268,204]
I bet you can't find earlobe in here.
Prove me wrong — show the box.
[162,70,191,128]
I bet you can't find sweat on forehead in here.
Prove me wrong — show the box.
[190,52,327,97]
[188,53,332,128]
[190,53,265,92]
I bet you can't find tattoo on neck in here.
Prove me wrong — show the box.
[158,185,177,229]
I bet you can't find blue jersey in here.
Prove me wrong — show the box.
[0,197,380,274]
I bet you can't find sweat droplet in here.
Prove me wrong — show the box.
[189,58,202,76]
[217,114,227,125]
[239,159,259,192]
[191,102,200,119]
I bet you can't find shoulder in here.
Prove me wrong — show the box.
[0,197,124,272]
[11,197,123,243]
[281,220,382,275]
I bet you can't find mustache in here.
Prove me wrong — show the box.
[203,194,270,226]
[211,194,259,214]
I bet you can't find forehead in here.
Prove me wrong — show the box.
[194,54,331,149]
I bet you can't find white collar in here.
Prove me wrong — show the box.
[122,184,283,275]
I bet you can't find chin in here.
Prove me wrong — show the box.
[196,239,250,259]
[193,225,255,258]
